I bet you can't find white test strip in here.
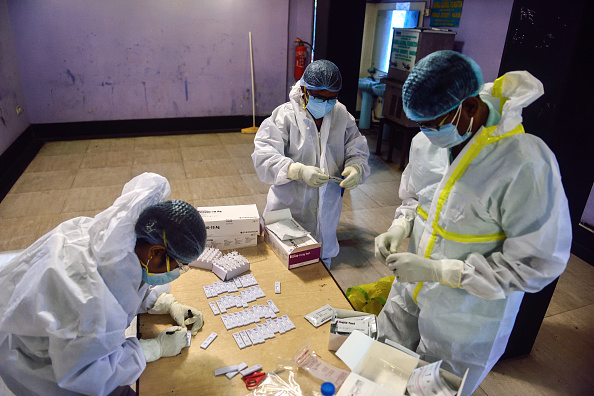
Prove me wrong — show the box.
[221,315,232,330]
[266,319,277,333]
[274,318,286,334]
[252,327,265,344]
[250,308,260,324]
[258,324,274,339]
[214,364,238,376]
[232,332,246,349]
[264,323,276,338]
[226,281,238,293]
[200,332,217,349]
[203,285,212,298]
[246,329,259,345]
[240,364,263,377]
[226,370,239,379]
[229,313,239,329]
[281,315,296,330]
[267,300,280,313]
[209,301,220,315]
[239,330,252,346]
[185,330,192,347]
[241,311,251,326]
[238,362,248,371]
[231,312,242,327]
[275,281,281,294]
[216,300,226,314]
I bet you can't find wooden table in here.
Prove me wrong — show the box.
[138,240,353,395]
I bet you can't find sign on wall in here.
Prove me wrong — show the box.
[430,1,463,28]
[390,29,420,72]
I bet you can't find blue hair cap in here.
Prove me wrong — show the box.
[135,200,206,263]
[300,59,342,92]
[402,50,484,122]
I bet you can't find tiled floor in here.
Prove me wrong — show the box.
[0,130,592,395]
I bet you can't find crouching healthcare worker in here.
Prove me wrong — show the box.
[374,51,571,395]
[0,173,207,396]
[252,59,370,267]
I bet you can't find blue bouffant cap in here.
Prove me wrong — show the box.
[402,50,484,122]
[300,59,342,92]
[135,200,206,263]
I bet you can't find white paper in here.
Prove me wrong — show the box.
[407,361,456,396]
[266,218,310,240]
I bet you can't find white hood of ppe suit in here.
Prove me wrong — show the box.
[0,172,172,395]
[252,82,370,262]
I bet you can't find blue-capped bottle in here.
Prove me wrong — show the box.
[321,382,335,396]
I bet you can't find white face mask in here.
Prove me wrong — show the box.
[420,104,474,149]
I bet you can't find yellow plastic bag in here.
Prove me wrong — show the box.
[346,276,395,316]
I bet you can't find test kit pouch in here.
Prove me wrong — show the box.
[328,309,377,351]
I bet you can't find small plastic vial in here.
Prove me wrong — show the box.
[321,382,335,396]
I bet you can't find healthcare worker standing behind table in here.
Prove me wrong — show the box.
[0,173,207,396]
[374,51,571,395]
[252,60,370,268]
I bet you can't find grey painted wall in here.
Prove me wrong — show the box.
[0,0,30,155]
[7,0,294,124]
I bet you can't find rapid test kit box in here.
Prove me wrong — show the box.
[335,331,468,396]
[196,204,259,249]
[263,209,321,270]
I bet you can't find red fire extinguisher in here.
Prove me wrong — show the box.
[294,38,312,80]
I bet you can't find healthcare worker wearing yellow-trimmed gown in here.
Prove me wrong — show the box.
[0,173,207,395]
[252,60,370,268]
[374,51,571,395]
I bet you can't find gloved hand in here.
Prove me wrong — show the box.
[149,293,204,336]
[139,326,188,363]
[288,162,329,187]
[340,165,361,190]
[386,252,464,287]
[375,218,412,264]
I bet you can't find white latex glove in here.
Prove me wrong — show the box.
[375,218,412,264]
[149,293,204,336]
[139,326,187,363]
[340,165,361,190]
[288,162,329,187]
[386,252,464,287]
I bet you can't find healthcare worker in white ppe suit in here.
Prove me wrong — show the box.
[252,60,370,267]
[374,51,571,395]
[0,173,207,396]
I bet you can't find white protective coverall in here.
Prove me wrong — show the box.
[252,82,370,264]
[377,71,572,395]
[0,173,173,395]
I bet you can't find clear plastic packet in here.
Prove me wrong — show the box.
[293,341,350,389]
[248,357,323,396]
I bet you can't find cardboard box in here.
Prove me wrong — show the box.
[196,204,259,249]
[205,234,257,250]
[336,331,467,396]
[263,209,321,269]
[328,309,377,351]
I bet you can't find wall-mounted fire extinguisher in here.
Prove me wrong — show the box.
[294,38,312,80]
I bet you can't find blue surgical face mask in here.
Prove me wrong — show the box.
[140,257,181,286]
[420,104,474,149]
[306,96,337,119]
